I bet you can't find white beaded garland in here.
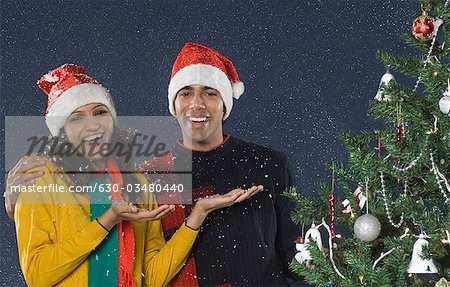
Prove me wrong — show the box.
[379,172,405,228]
[429,151,450,204]
[392,152,423,172]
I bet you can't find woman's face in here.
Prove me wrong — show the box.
[64,103,114,161]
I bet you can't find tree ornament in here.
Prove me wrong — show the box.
[305,223,324,251]
[374,70,395,102]
[294,224,308,264]
[294,223,324,264]
[342,186,367,214]
[412,5,437,42]
[439,79,450,115]
[376,132,382,157]
[435,277,449,287]
[341,198,352,214]
[395,122,403,143]
[329,170,336,244]
[395,103,404,184]
[294,237,308,264]
[354,187,367,209]
[354,214,381,242]
[407,234,438,273]
[353,178,382,242]
[395,103,404,143]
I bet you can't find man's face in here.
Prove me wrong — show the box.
[174,85,224,148]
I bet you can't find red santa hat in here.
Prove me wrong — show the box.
[37,64,117,136]
[168,43,244,120]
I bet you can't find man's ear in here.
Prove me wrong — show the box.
[222,105,227,125]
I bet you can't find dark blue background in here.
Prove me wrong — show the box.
[1,0,420,285]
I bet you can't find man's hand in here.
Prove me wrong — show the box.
[196,185,264,213]
[186,185,264,230]
[5,156,46,220]
[97,202,176,231]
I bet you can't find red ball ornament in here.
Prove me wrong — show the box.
[412,9,436,42]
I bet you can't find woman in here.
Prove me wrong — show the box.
[15,64,263,287]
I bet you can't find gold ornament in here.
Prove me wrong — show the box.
[435,277,450,287]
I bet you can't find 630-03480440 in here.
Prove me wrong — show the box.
[89,182,186,193]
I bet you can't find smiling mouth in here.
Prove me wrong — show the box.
[189,116,208,122]
[83,133,103,145]
[187,114,211,124]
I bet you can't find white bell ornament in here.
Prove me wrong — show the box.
[375,71,395,102]
[407,234,438,274]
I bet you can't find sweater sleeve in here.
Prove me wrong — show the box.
[273,153,303,281]
[143,221,198,287]
[15,163,109,287]
[131,173,199,287]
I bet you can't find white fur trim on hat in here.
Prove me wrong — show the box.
[45,83,117,136]
[232,82,245,99]
[168,64,233,120]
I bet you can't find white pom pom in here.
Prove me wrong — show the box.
[232,82,245,99]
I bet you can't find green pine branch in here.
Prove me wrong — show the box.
[288,0,450,285]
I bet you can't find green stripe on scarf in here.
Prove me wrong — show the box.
[88,176,118,287]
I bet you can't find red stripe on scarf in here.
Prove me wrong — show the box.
[160,187,215,286]
[140,153,200,286]
[106,157,136,287]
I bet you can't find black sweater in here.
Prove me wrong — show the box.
[141,135,301,286]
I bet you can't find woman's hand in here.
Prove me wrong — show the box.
[185,185,264,230]
[97,202,175,231]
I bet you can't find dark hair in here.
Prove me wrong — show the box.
[41,127,142,203]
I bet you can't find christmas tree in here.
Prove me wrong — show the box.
[287,1,450,286]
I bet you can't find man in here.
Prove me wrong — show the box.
[6,43,303,286]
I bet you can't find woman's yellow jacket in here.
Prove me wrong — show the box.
[15,157,198,287]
